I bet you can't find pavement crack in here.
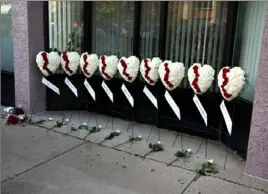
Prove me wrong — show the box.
[112,139,131,149]
[209,175,268,194]
[180,173,201,194]
[26,123,268,194]
[1,141,87,184]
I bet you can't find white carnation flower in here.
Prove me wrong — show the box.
[61,52,80,76]
[80,53,98,78]
[208,159,214,164]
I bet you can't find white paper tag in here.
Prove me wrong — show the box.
[164,90,181,120]
[220,100,232,135]
[42,77,60,95]
[143,86,158,109]
[102,81,113,102]
[193,94,208,126]
[84,79,95,101]
[121,84,134,107]
[64,77,78,97]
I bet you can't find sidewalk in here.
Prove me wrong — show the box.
[1,110,268,194]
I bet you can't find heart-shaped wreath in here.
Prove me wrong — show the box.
[118,56,140,82]
[188,63,215,94]
[159,61,185,91]
[218,66,246,101]
[99,55,118,80]
[36,51,60,76]
[61,51,80,76]
[140,57,162,86]
[80,53,99,78]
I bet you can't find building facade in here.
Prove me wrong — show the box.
[1,1,268,180]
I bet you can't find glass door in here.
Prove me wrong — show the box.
[1,0,15,106]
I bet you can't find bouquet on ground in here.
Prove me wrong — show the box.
[4,105,28,125]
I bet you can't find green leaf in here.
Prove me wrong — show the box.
[174,150,191,158]
[89,126,101,134]
[129,136,142,142]
[35,119,46,124]
[71,126,77,131]
[196,161,218,176]
[104,131,120,140]
[149,143,164,152]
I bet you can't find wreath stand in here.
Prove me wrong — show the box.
[143,83,162,144]
[28,76,65,128]
[219,99,236,170]
[123,80,138,138]
[162,88,184,152]
[193,93,209,159]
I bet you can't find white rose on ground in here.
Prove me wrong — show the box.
[208,159,214,164]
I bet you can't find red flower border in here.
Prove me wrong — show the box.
[100,56,112,80]
[144,59,154,84]
[120,59,132,81]
[191,65,201,94]
[82,54,90,77]
[163,62,174,88]
[62,51,73,74]
[221,68,232,99]
[41,52,52,75]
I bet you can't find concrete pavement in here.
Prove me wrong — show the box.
[1,111,268,194]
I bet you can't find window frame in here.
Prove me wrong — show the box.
[43,1,239,92]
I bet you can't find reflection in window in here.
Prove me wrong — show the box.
[48,1,83,53]
[1,0,13,72]
[140,2,161,59]
[165,1,228,88]
[92,2,134,57]
[232,2,267,102]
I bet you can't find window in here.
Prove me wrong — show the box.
[232,2,267,102]
[165,1,228,88]
[48,1,83,53]
[92,2,135,57]
[140,2,161,59]
[49,1,262,98]
[1,0,13,72]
